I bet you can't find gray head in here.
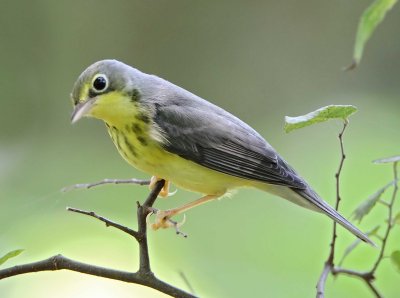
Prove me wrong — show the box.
[70,59,145,124]
[71,59,144,104]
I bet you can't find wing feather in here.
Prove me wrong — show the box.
[150,92,306,189]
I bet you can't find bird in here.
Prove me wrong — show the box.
[70,59,373,245]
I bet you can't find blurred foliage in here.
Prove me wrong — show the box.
[352,181,393,222]
[391,250,400,272]
[1,1,400,297]
[334,159,399,295]
[395,212,400,225]
[349,0,398,69]
[0,249,24,267]
[374,155,400,164]
[338,225,380,267]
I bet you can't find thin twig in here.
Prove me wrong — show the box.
[61,178,151,192]
[331,268,382,298]
[370,162,398,274]
[66,207,140,240]
[365,281,383,298]
[316,120,348,298]
[332,119,349,253]
[179,271,197,296]
[0,179,197,298]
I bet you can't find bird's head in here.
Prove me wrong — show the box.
[70,59,143,125]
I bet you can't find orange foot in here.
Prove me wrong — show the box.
[148,194,219,234]
[149,176,171,198]
[150,209,186,230]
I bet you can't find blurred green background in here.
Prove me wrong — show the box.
[1,1,399,297]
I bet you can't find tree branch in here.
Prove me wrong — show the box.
[0,179,197,298]
[0,254,195,297]
[136,180,165,273]
[328,162,399,298]
[316,120,348,298]
[317,148,399,297]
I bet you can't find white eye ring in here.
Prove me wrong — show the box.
[92,74,109,93]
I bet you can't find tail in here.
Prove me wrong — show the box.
[292,187,375,246]
[262,184,375,246]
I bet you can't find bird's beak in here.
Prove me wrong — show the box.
[71,97,97,124]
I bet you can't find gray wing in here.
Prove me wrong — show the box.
[151,93,307,190]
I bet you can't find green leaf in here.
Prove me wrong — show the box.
[394,212,400,226]
[284,105,357,133]
[347,0,398,70]
[373,155,400,164]
[391,250,400,272]
[352,181,394,222]
[338,225,380,266]
[0,249,24,266]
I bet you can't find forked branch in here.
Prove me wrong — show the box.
[0,179,197,298]
[316,121,399,298]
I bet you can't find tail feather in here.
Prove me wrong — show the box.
[293,187,375,246]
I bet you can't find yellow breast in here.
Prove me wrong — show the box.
[107,123,251,195]
[90,92,252,196]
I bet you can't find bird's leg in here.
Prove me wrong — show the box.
[149,176,170,198]
[150,194,219,230]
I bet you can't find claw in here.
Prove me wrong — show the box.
[167,188,178,197]
[150,210,175,230]
[171,214,187,237]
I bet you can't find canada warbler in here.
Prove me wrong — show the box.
[70,59,372,244]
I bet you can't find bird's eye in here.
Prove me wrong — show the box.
[92,74,108,92]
